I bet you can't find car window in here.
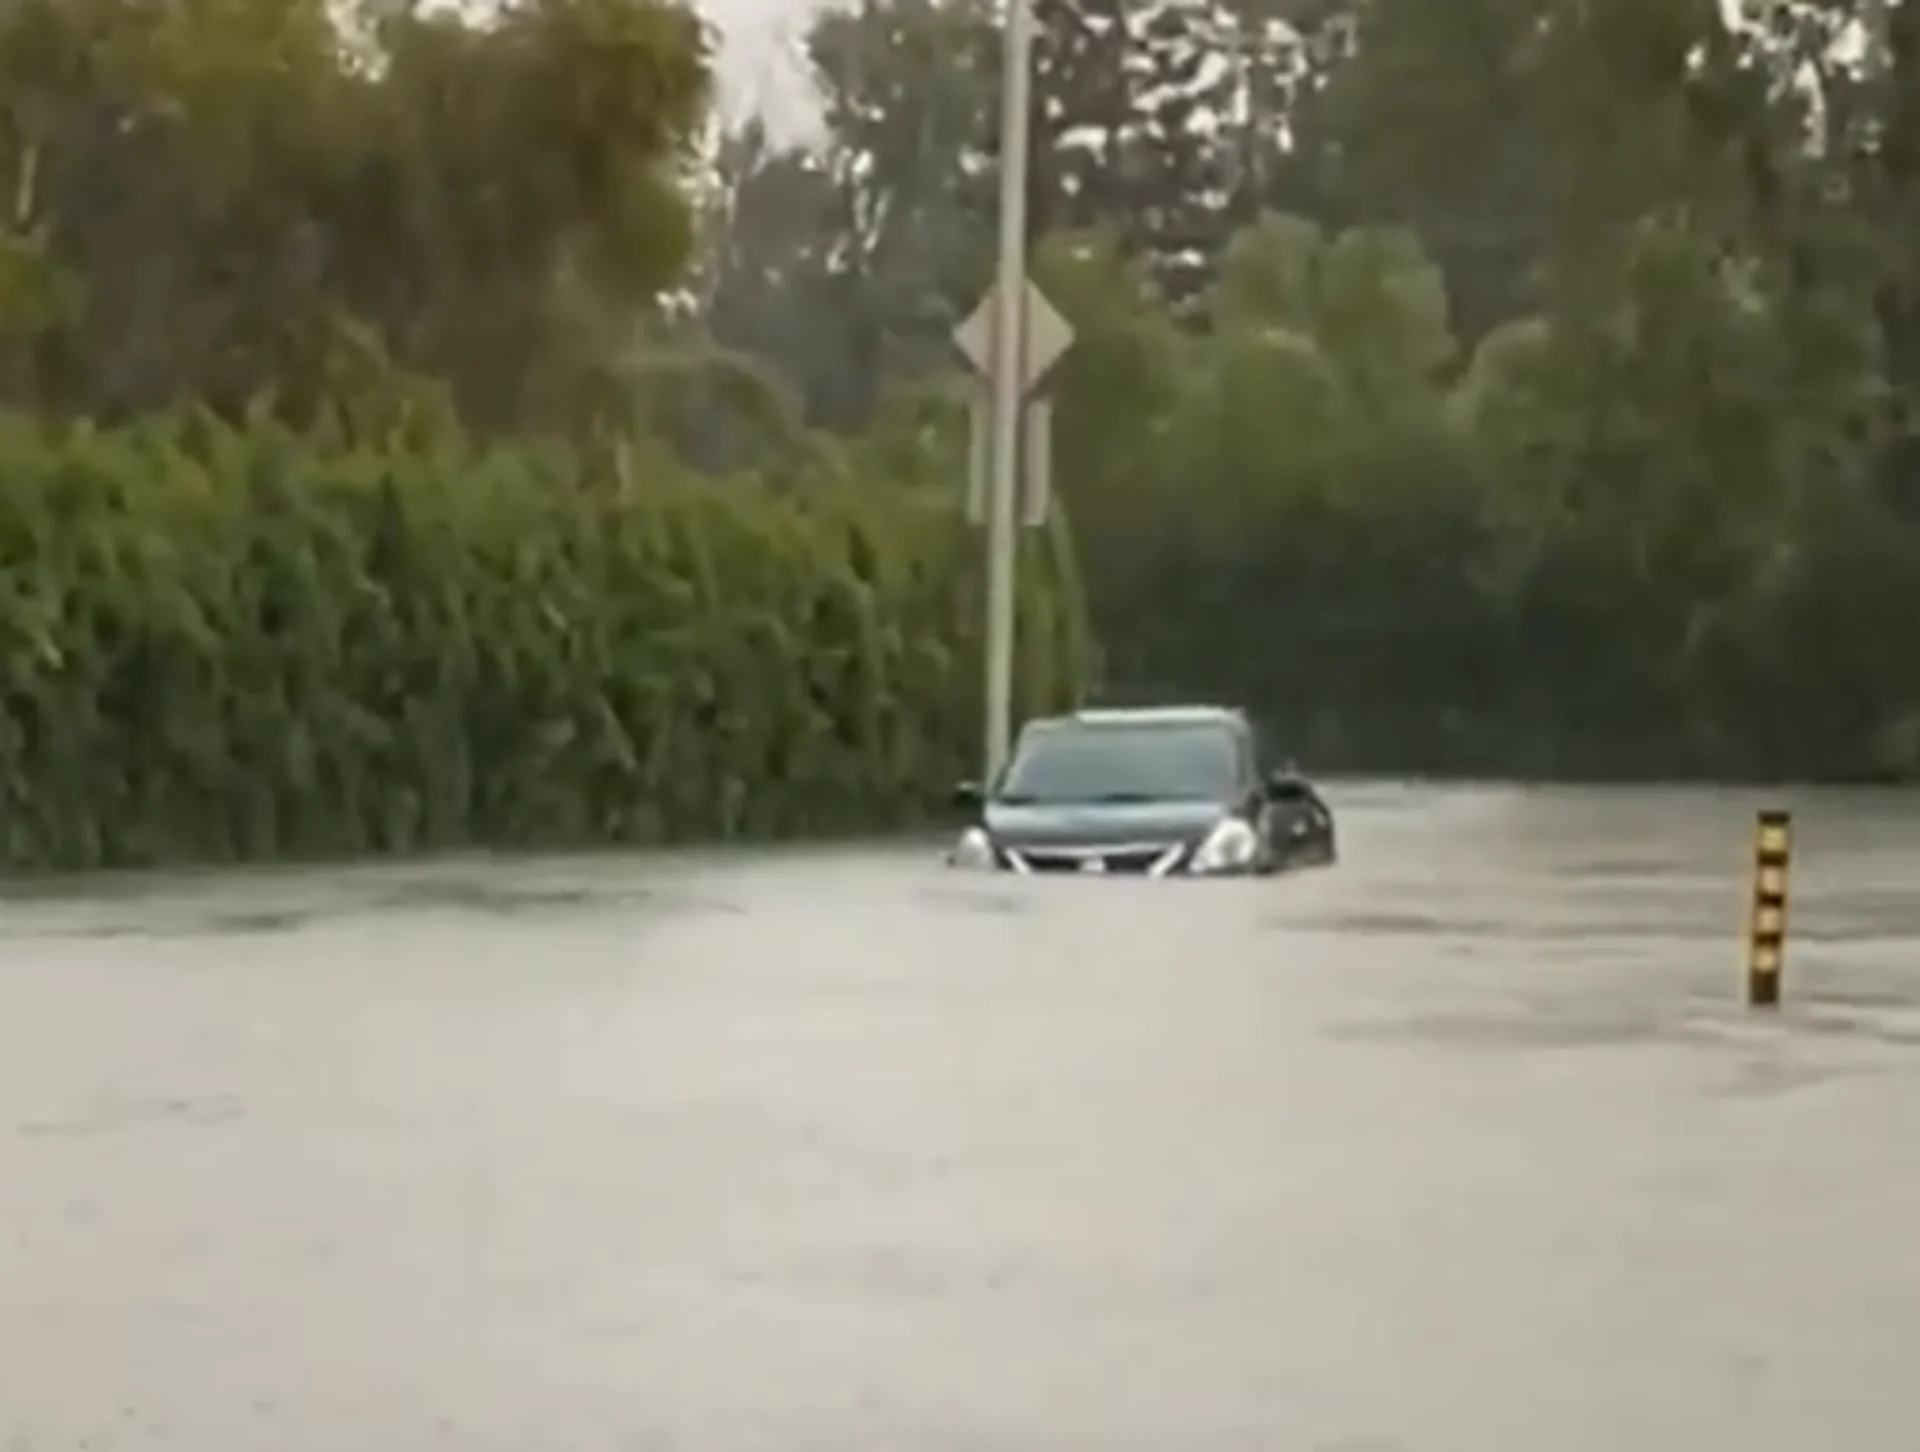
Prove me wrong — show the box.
[996,721,1245,803]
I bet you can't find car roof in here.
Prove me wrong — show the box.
[1025,705,1248,731]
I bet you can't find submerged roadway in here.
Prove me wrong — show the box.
[1,784,1918,1450]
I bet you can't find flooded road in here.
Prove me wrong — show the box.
[2,784,1919,1451]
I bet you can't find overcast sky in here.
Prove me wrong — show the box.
[700,0,824,133]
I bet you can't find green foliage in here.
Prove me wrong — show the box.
[0,0,712,432]
[0,0,1105,871]
[687,0,1920,784]
[9,0,1920,886]
[1017,206,1920,780]
[0,408,1086,869]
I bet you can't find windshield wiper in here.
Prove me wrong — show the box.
[1084,791,1166,803]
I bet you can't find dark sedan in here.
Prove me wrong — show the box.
[947,706,1335,876]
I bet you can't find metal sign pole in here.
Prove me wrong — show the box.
[983,0,1036,782]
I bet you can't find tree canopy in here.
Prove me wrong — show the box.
[0,0,712,433]
[687,0,1920,779]
[8,0,1920,788]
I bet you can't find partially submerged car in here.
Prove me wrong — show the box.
[947,705,1335,876]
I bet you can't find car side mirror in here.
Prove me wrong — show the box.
[1265,772,1309,803]
[952,780,984,811]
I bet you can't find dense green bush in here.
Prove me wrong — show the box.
[0,409,1087,869]
[1008,220,1920,784]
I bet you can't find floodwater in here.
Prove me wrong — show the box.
[1,785,1918,1451]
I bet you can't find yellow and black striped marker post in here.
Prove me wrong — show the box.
[1747,809,1791,1007]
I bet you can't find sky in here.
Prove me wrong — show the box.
[700,0,823,133]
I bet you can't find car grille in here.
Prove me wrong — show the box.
[1004,844,1182,875]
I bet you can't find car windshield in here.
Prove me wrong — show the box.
[995,720,1242,804]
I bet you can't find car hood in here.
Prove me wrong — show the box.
[982,798,1228,849]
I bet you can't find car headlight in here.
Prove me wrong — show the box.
[948,826,997,869]
[1189,816,1258,874]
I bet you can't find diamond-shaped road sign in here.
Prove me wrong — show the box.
[953,277,1073,392]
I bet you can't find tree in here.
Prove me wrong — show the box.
[0,0,713,434]
[696,120,874,428]
[804,0,1001,404]
[691,0,1002,432]
[1032,0,1244,306]
[673,0,1920,780]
